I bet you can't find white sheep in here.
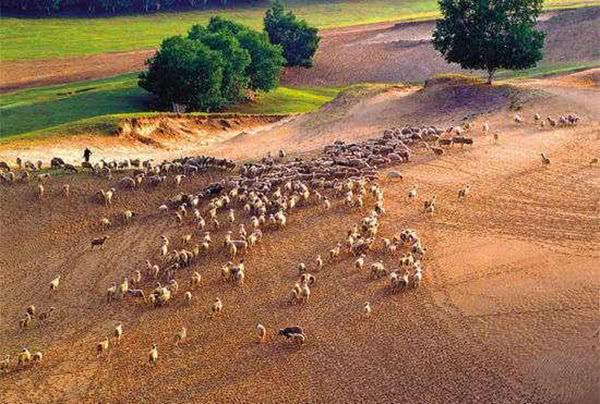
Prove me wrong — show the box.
[37,184,44,199]
[148,343,159,366]
[210,298,223,317]
[191,271,201,288]
[363,302,372,317]
[49,275,61,292]
[100,217,111,229]
[458,184,471,199]
[122,210,136,224]
[96,337,109,357]
[184,291,192,303]
[355,254,366,270]
[315,255,323,272]
[256,323,267,343]
[114,323,124,344]
[18,348,32,366]
[63,184,70,197]
[175,327,187,346]
[370,261,386,279]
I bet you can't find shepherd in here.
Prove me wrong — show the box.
[83,147,92,163]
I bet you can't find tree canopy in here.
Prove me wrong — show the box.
[139,17,284,111]
[432,0,546,83]
[264,0,320,67]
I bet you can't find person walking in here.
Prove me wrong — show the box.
[83,147,92,163]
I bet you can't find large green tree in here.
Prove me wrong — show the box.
[139,36,226,111]
[139,17,284,111]
[432,0,546,84]
[264,0,320,67]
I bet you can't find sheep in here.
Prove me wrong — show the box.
[122,210,136,224]
[363,302,372,317]
[184,291,193,303]
[315,255,323,272]
[96,337,110,357]
[233,268,245,286]
[18,348,32,366]
[50,275,61,292]
[19,313,33,330]
[514,114,523,124]
[412,268,423,288]
[0,355,9,372]
[62,184,71,197]
[181,234,192,244]
[300,273,316,287]
[407,186,417,200]
[119,277,129,298]
[482,122,490,133]
[37,306,55,323]
[289,333,306,346]
[191,271,202,288]
[174,174,186,186]
[389,271,409,292]
[534,113,541,121]
[100,217,111,229]
[355,254,366,270]
[323,197,332,210]
[227,208,236,224]
[387,170,403,180]
[91,235,109,249]
[210,298,223,317]
[329,243,342,260]
[256,323,267,343]
[100,188,115,206]
[370,261,387,279]
[297,262,307,274]
[106,283,117,302]
[175,327,187,346]
[37,184,45,199]
[300,283,311,304]
[458,184,471,199]
[0,161,10,171]
[114,323,124,344]
[148,343,159,366]
[540,153,550,166]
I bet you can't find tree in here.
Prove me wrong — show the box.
[204,16,285,91]
[264,0,320,67]
[432,0,546,84]
[138,36,226,111]
[139,18,284,111]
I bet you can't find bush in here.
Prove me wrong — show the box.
[139,17,284,111]
[264,0,320,68]
[432,0,546,84]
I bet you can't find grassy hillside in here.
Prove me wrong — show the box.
[0,74,341,139]
[1,0,597,61]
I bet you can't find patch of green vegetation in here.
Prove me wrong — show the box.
[0,74,342,139]
[1,0,595,61]
[496,60,600,79]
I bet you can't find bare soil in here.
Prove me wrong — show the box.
[0,71,598,403]
[1,8,599,93]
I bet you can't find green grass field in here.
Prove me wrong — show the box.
[0,73,341,139]
[1,0,597,61]
[2,58,597,141]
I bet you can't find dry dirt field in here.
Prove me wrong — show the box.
[1,7,599,92]
[0,71,598,403]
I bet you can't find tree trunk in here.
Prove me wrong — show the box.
[487,68,496,85]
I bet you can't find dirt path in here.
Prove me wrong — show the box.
[1,7,598,93]
[0,72,598,402]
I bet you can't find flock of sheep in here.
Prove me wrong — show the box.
[0,110,592,374]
